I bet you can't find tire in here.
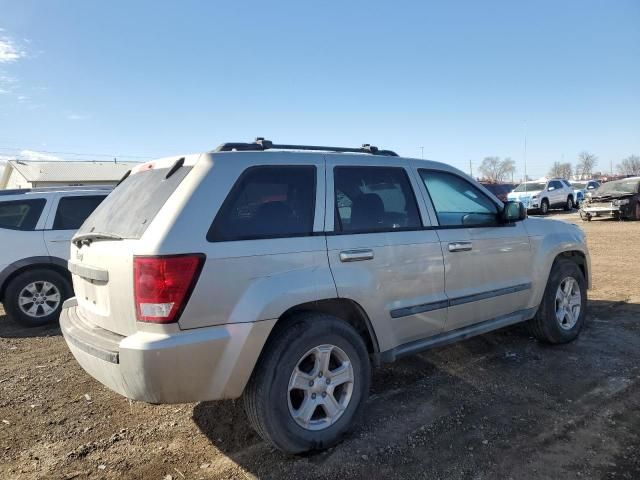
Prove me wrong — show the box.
[540,199,550,215]
[3,268,72,327]
[528,259,587,344]
[564,196,574,211]
[243,312,371,454]
[579,210,591,222]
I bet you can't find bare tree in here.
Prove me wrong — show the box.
[548,161,573,179]
[478,156,516,183]
[617,155,640,176]
[575,151,598,180]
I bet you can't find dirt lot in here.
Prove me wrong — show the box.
[1,213,639,480]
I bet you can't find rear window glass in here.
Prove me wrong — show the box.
[53,195,107,230]
[77,166,192,240]
[0,199,46,231]
[208,165,316,241]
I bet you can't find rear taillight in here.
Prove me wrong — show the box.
[134,254,204,323]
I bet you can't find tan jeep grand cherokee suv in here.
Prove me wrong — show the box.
[61,139,590,453]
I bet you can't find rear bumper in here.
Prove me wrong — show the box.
[60,298,275,404]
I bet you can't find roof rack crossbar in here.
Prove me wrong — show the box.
[214,138,398,157]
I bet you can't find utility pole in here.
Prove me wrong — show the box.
[420,147,424,160]
[523,121,528,191]
[469,159,473,178]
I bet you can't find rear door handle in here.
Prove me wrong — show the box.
[448,242,473,252]
[339,249,374,262]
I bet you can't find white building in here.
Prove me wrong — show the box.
[0,160,139,189]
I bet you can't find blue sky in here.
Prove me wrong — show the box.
[0,0,638,179]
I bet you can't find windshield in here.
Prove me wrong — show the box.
[572,182,587,189]
[514,182,546,192]
[596,179,639,195]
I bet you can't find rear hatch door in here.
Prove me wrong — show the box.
[69,158,195,336]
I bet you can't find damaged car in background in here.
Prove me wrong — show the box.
[580,177,640,221]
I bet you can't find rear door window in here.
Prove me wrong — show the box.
[77,166,192,240]
[53,195,107,230]
[0,199,46,231]
[333,166,421,233]
[208,165,316,241]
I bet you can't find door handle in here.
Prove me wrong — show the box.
[339,249,374,262]
[448,242,472,252]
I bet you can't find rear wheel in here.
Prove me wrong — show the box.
[3,269,72,327]
[528,259,587,344]
[243,312,371,453]
[564,196,574,211]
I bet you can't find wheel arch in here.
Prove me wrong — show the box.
[0,256,70,302]
[277,298,380,356]
[556,250,588,286]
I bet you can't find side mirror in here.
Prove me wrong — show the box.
[587,185,595,190]
[501,201,527,223]
[548,186,555,191]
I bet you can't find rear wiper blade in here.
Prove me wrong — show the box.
[73,232,123,246]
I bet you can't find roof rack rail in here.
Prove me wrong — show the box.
[214,137,399,157]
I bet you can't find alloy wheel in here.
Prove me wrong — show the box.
[555,276,581,330]
[18,281,61,318]
[288,344,355,431]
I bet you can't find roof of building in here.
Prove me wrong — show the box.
[2,160,139,183]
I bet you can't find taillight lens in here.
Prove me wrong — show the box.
[134,254,204,323]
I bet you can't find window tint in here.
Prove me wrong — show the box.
[208,165,316,241]
[550,181,562,189]
[334,166,421,233]
[53,195,106,230]
[78,166,192,240]
[420,170,498,227]
[0,199,46,231]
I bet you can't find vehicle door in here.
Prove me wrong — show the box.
[325,155,446,351]
[43,194,107,260]
[548,180,564,206]
[414,167,533,331]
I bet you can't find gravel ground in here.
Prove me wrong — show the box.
[1,213,639,479]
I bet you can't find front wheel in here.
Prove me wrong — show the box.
[540,199,550,215]
[243,313,371,454]
[528,259,587,344]
[4,268,72,327]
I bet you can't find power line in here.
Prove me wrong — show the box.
[0,146,153,160]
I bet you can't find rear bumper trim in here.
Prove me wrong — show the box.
[60,299,122,364]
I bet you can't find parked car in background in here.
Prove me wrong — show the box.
[0,186,111,326]
[480,182,516,203]
[60,139,591,454]
[571,180,600,205]
[580,177,640,221]
[507,179,575,214]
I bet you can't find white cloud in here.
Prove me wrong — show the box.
[18,150,62,161]
[0,36,24,63]
[67,112,91,121]
[0,74,16,94]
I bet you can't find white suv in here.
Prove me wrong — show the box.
[507,179,575,214]
[0,187,110,326]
